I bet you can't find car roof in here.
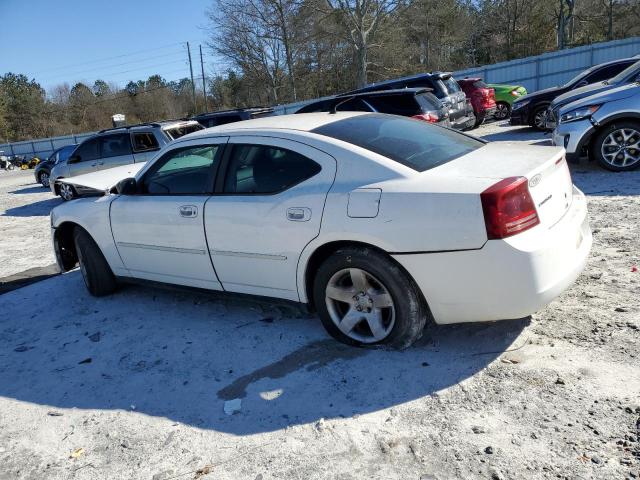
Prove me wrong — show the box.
[193,107,273,118]
[184,112,368,138]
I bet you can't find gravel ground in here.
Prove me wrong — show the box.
[0,121,638,480]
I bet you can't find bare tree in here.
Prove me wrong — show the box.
[323,0,403,87]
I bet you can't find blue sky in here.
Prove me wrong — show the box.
[0,0,221,92]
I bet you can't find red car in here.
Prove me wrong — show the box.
[458,78,497,127]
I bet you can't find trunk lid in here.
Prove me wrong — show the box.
[434,143,573,228]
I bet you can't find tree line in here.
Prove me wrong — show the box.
[1,0,639,143]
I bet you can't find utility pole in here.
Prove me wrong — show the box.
[199,45,208,112]
[186,42,197,112]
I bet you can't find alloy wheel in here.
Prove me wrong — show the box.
[40,172,50,187]
[533,109,546,129]
[59,183,75,201]
[325,268,395,344]
[601,128,640,168]
[495,103,509,120]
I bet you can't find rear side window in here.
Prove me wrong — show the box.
[165,123,204,140]
[100,134,132,158]
[440,78,461,93]
[312,114,483,172]
[366,94,421,116]
[224,145,321,194]
[335,98,372,112]
[132,132,160,152]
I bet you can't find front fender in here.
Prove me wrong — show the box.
[51,195,128,275]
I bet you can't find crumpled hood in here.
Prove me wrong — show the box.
[559,82,640,116]
[58,163,146,192]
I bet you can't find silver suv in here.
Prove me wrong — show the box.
[552,82,640,171]
[51,120,203,200]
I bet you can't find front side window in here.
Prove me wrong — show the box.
[141,145,220,194]
[132,132,160,152]
[312,114,483,172]
[73,138,99,162]
[585,62,633,83]
[99,134,132,158]
[224,144,321,194]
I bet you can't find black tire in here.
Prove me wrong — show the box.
[313,247,429,349]
[73,228,117,296]
[494,101,511,120]
[529,105,548,131]
[590,121,640,172]
[38,171,50,188]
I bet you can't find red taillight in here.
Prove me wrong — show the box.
[480,176,540,239]
[412,113,438,123]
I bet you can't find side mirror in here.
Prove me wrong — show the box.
[113,177,137,195]
[67,154,81,164]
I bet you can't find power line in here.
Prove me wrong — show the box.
[28,42,189,76]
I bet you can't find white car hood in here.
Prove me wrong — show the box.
[59,163,146,191]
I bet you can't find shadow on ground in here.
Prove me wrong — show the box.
[0,272,529,435]
[9,185,48,195]
[2,197,61,217]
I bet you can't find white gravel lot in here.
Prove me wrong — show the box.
[0,121,638,480]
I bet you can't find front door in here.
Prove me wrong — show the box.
[110,140,227,289]
[68,137,101,177]
[204,136,336,301]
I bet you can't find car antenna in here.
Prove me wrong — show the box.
[329,95,357,114]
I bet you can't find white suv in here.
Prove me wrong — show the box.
[51,120,203,200]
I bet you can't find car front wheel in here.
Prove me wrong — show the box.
[313,247,428,349]
[591,121,640,171]
[530,106,548,130]
[39,171,50,188]
[494,102,510,120]
[59,183,76,201]
[73,228,117,296]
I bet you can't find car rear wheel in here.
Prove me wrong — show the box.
[591,121,640,171]
[313,247,428,349]
[73,228,117,296]
[38,171,50,188]
[59,183,76,201]
[530,106,548,130]
[495,102,510,120]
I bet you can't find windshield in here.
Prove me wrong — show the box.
[608,60,640,84]
[563,66,597,87]
[312,114,483,172]
[164,123,204,140]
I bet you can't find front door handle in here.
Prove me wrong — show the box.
[179,205,198,218]
[287,207,311,222]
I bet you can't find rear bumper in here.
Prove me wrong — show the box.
[451,115,476,130]
[393,187,591,324]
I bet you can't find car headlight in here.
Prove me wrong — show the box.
[512,100,529,110]
[559,105,601,123]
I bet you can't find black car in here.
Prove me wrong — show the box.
[34,144,77,188]
[192,107,274,128]
[546,58,640,129]
[510,57,637,130]
[295,88,450,125]
[346,72,474,130]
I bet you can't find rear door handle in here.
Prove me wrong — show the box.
[287,207,311,222]
[179,205,198,218]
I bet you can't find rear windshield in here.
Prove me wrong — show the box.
[365,94,421,116]
[165,123,204,140]
[473,80,489,89]
[415,92,442,111]
[312,114,483,172]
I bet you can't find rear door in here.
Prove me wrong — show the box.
[99,133,134,170]
[204,136,336,300]
[110,138,228,289]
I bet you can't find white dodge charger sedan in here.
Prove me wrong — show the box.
[50,112,591,348]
